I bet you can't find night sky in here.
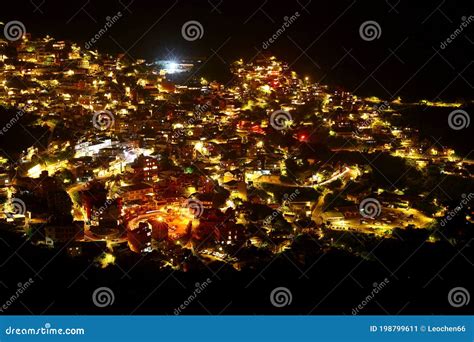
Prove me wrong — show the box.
[2,0,473,101]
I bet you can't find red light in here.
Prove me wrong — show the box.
[251,125,264,134]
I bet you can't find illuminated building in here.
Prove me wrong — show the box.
[127,221,152,254]
[132,155,160,182]
[120,183,154,202]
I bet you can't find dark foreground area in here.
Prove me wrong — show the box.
[1,228,472,315]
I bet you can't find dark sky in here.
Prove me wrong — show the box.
[2,0,473,100]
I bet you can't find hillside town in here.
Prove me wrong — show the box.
[1,34,472,272]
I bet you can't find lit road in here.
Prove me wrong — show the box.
[253,167,358,188]
[311,189,330,224]
[325,207,433,236]
[316,167,353,186]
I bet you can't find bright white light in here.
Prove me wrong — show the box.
[167,62,178,74]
